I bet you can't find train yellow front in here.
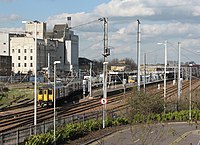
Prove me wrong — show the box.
[37,80,85,107]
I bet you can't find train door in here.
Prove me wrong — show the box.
[38,89,44,105]
[43,89,49,104]
[48,89,53,106]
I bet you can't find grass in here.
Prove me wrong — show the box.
[0,82,38,109]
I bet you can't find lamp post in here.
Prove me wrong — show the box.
[137,19,141,92]
[177,42,181,111]
[189,63,192,121]
[22,21,38,134]
[89,62,92,97]
[54,61,60,145]
[157,40,167,114]
[144,53,146,92]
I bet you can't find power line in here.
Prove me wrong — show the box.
[69,19,100,30]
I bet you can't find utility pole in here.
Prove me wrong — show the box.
[157,40,167,114]
[164,40,167,114]
[33,21,38,135]
[177,42,181,111]
[48,53,50,84]
[137,19,141,92]
[189,64,192,121]
[22,20,38,134]
[144,53,146,92]
[54,61,60,145]
[89,62,92,97]
[99,17,110,129]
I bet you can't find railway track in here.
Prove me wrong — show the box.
[0,92,130,134]
[1,79,199,134]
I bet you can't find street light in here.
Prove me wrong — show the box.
[54,60,60,145]
[189,63,192,121]
[137,19,141,92]
[177,42,181,111]
[22,21,38,134]
[157,40,167,114]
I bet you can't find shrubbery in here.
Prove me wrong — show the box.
[24,117,128,145]
[131,110,200,124]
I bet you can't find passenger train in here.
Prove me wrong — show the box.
[37,79,88,107]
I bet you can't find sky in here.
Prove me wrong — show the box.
[0,0,200,64]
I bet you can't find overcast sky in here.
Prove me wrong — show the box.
[0,0,200,64]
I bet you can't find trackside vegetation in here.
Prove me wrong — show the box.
[131,110,200,124]
[24,86,200,145]
[24,117,129,145]
[23,110,200,145]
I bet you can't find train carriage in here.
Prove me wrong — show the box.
[37,79,87,107]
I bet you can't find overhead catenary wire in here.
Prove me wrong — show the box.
[68,19,101,30]
[167,42,199,63]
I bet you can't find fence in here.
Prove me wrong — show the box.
[0,105,129,145]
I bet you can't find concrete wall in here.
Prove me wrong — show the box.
[0,33,10,56]
[10,37,46,74]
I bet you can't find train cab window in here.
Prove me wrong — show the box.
[48,89,52,94]
[45,90,47,94]
[39,90,43,95]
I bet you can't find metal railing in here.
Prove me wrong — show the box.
[0,105,129,145]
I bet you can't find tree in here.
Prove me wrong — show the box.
[92,59,103,74]
[123,58,137,70]
[107,58,137,71]
[127,88,166,145]
[107,58,119,70]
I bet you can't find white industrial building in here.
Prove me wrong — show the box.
[1,18,79,76]
[10,37,46,74]
[46,20,79,73]
[0,33,10,56]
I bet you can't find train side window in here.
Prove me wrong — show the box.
[49,90,52,94]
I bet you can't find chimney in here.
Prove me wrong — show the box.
[67,17,71,28]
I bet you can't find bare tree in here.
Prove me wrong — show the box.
[107,58,137,70]
[127,88,166,145]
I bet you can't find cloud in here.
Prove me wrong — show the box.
[192,6,200,16]
[94,0,156,17]
[47,12,99,29]
[0,27,23,33]
[1,0,200,62]
[0,14,21,23]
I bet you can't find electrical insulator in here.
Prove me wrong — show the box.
[103,48,110,57]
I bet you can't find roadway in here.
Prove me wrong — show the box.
[88,122,200,145]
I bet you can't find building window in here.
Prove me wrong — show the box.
[12,63,14,67]
[24,56,26,60]
[12,49,14,53]
[24,49,27,53]
[24,63,26,67]
[30,63,33,67]
[30,56,33,60]
[30,49,33,53]
[18,63,20,67]
[18,56,20,60]
[18,49,20,53]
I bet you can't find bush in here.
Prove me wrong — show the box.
[131,110,200,124]
[24,117,129,145]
